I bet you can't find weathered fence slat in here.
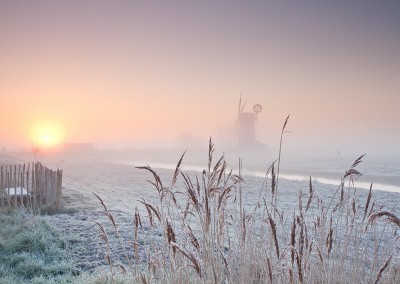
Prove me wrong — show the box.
[0,166,3,208]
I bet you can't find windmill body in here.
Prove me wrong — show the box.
[238,112,256,148]
[235,97,265,151]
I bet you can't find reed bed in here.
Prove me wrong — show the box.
[93,115,399,283]
[93,139,399,284]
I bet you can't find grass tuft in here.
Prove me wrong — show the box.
[0,210,85,283]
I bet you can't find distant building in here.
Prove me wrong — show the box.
[236,101,264,150]
[238,112,257,148]
[63,143,95,153]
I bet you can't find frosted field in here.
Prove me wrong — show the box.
[1,152,399,281]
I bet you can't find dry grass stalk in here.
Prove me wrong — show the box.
[267,210,280,259]
[105,211,117,230]
[134,207,141,261]
[95,221,109,244]
[351,154,366,169]
[170,242,202,278]
[139,199,161,224]
[218,161,227,186]
[344,168,363,180]
[218,246,230,277]
[332,180,346,214]
[314,242,324,264]
[136,165,163,194]
[207,138,214,174]
[305,176,314,212]
[105,254,112,269]
[203,175,211,233]
[160,187,177,205]
[166,220,177,255]
[363,183,373,222]
[379,202,387,211]
[342,154,365,187]
[182,198,193,220]
[172,151,186,187]
[95,221,114,277]
[289,267,294,284]
[290,215,296,265]
[210,156,225,186]
[297,215,305,260]
[304,222,309,254]
[271,163,276,197]
[143,203,154,226]
[93,192,118,230]
[276,114,290,196]
[296,252,303,284]
[93,192,108,212]
[118,264,127,274]
[374,251,397,284]
[140,272,147,284]
[368,211,400,227]
[298,190,303,213]
[94,192,133,269]
[267,257,273,283]
[241,208,247,244]
[218,186,232,211]
[368,200,376,217]
[134,207,142,229]
[339,181,345,204]
[351,197,356,216]
[181,172,199,210]
[329,155,365,215]
[186,225,200,252]
[325,216,333,255]
[218,208,225,244]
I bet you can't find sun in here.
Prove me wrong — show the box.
[42,135,51,145]
[30,121,65,150]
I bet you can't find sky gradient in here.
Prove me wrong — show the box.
[1,1,399,158]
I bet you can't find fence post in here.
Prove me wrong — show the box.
[0,166,3,208]
[36,163,41,208]
[56,169,62,210]
[18,165,22,207]
[45,167,49,206]
[13,165,17,207]
[26,164,30,209]
[50,170,55,207]
[22,164,26,208]
[6,170,10,208]
[32,162,37,211]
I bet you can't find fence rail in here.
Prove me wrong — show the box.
[0,162,63,211]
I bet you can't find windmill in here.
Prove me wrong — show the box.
[235,95,263,149]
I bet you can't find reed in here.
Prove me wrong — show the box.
[93,140,399,283]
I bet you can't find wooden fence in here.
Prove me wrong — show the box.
[0,162,63,211]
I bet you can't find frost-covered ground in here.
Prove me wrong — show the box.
[1,152,399,277]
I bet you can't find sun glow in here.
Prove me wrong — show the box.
[30,121,65,150]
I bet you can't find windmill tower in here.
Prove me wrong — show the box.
[235,96,262,149]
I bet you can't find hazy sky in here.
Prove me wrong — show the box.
[1,1,399,158]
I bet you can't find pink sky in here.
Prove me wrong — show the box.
[1,1,399,158]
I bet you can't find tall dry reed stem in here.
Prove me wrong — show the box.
[368,211,400,227]
[275,114,290,198]
[93,192,132,272]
